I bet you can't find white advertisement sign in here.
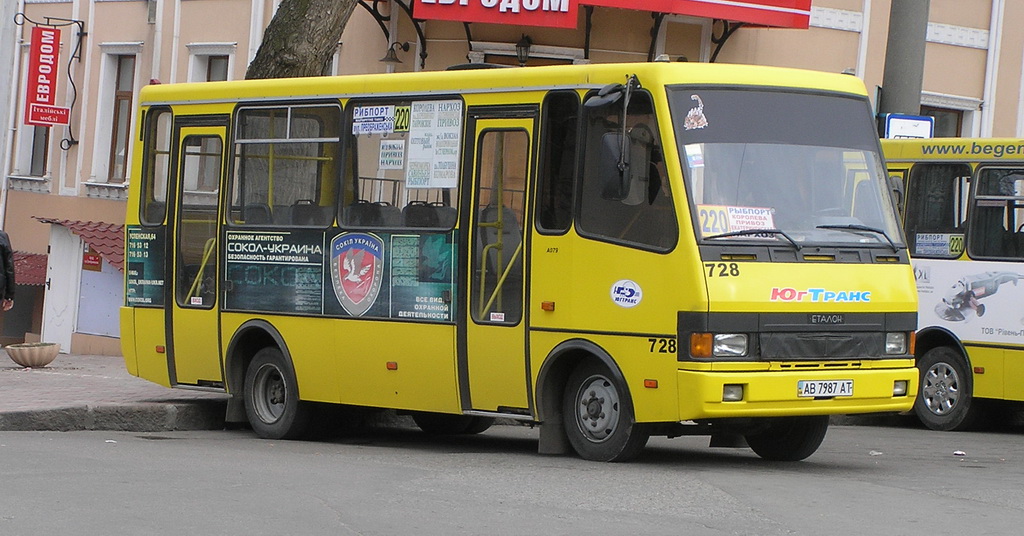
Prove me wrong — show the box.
[914,258,1024,345]
[406,100,462,189]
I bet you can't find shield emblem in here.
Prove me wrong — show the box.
[330,232,384,316]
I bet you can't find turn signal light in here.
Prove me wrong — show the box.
[690,333,712,358]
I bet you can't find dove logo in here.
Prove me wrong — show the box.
[611,279,643,308]
[330,232,384,316]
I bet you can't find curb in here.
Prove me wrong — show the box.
[0,399,227,432]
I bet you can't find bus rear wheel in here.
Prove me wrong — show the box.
[562,361,649,462]
[914,346,982,431]
[744,416,829,461]
[244,347,311,439]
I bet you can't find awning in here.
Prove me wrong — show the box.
[411,0,811,29]
[13,251,47,286]
[34,218,125,272]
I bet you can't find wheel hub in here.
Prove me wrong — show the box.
[922,363,959,416]
[575,376,620,442]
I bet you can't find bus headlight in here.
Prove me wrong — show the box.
[713,334,748,357]
[885,332,907,354]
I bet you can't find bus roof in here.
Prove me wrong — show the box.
[881,138,1024,162]
[138,62,869,107]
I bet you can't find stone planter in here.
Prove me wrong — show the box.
[5,342,61,368]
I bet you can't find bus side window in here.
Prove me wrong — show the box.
[577,90,677,251]
[969,168,1024,259]
[904,163,970,258]
[230,104,340,227]
[141,108,172,225]
[536,91,579,233]
[342,99,461,231]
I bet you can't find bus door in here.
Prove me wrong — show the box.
[460,110,537,413]
[166,122,227,386]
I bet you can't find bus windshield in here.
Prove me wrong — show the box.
[669,88,904,249]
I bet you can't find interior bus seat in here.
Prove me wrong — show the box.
[291,199,327,226]
[403,201,443,228]
[243,203,272,224]
[345,200,401,227]
[437,206,458,228]
[379,203,403,227]
[405,201,458,229]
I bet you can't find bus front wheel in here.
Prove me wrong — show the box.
[562,361,649,462]
[914,346,981,431]
[244,347,311,439]
[744,416,829,461]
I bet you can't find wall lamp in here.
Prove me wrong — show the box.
[515,34,532,66]
[380,41,410,64]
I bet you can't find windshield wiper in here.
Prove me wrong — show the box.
[816,224,898,252]
[705,228,801,250]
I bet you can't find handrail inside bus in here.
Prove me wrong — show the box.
[479,239,523,319]
[186,237,217,301]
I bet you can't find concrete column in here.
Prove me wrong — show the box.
[878,0,931,116]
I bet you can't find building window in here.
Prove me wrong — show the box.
[186,43,237,82]
[921,105,964,138]
[206,55,229,81]
[108,55,136,183]
[29,126,50,177]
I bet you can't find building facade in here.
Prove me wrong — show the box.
[2,0,1021,354]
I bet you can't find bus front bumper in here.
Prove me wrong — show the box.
[676,364,918,420]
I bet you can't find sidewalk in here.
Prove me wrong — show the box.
[0,353,229,432]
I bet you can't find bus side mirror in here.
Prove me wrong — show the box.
[598,130,654,204]
[888,174,905,215]
[599,132,629,200]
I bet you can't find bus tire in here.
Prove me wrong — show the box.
[412,413,494,435]
[562,361,649,462]
[744,416,829,461]
[914,346,981,431]
[243,347,311,440]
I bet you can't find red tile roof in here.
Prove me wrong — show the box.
[33,218,125,272]
[13,251,47,286]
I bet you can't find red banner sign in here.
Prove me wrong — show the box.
[412,0,811,29]
[413,0,579,29]
[24,26,66,127]
[585,0,812,29]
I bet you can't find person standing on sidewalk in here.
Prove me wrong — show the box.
[0,229,14,311]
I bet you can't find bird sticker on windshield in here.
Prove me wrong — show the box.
[683,94,708,130]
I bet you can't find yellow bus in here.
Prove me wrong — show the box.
[883,137,1024,430]
[122,62,918,462]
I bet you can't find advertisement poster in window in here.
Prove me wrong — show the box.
[125,226,166,306]
[407,100,462,189]
[224,230,325,314]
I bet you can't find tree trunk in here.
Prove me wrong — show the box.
[246,0,359,80]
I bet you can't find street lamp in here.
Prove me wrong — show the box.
[379,41,410,64]
[515,34,532,66]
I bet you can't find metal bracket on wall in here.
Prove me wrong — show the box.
[710,19,745,63]
[357,0,428,69]
[14,12,87,149]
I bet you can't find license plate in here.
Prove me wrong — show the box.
[797,380,853,397]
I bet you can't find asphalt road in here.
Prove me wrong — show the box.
[2,422,1022,535]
